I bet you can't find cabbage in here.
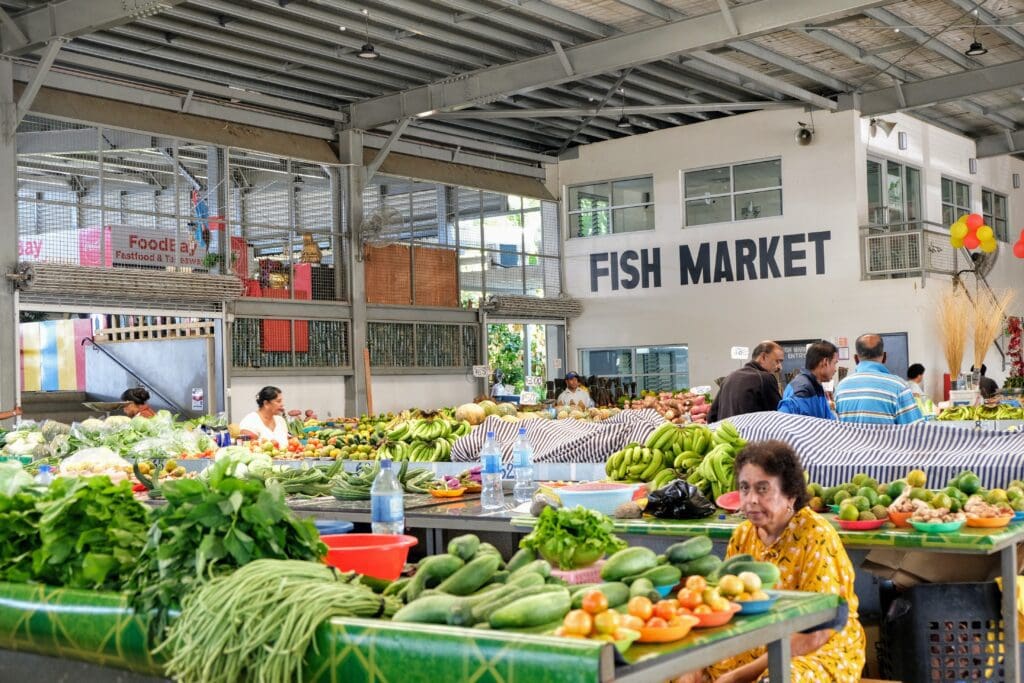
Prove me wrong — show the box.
[0,462,32,496]
[79,418,105,432]
[104,415,131,428]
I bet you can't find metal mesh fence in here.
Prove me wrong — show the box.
[232,317,350,369]
[367,321,479,369]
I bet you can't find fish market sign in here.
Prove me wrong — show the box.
[588,231,831,292]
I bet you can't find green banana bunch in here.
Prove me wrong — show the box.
[712,420,747,450]
[650,468,678,490]
[387,421,411,441]
[644,423,679,451]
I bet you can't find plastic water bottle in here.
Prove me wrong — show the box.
[34,465,53,487]
[480,431,505,510]
[370,459,404,534]
[511,427,535,504]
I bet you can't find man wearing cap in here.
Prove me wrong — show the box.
[556,372,595,409]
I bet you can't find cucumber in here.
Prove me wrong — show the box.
[545,576,567,586]
[509,559,551,579]
[474,542,506,568]
[601,547,658,582]
[675,554,722,578]
[629,577,658,601]
[567,583,599,598]
[507,571,546,588]
[505,547,537,573]
[382,576,410,597]
[622,565,681,588]
[392,594,463,624]
[708,553,754,583]
[406,554,465,602]
[446,585,516,626]
[570,582,630,609]
[447,534,480,561]
[357,574,392,593]
[436,554,502,595]
[471,584,567,623]
[726,561,781,588]
[489,570,510,584]
[666,536,714,564]
[489,589,572,629]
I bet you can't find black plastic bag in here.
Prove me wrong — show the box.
[645,480,716,519]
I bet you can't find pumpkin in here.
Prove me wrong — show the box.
[454,402,486,425]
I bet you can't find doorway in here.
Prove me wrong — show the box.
[485,321,565,396]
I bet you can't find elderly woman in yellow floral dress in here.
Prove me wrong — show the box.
[698,439,865,683]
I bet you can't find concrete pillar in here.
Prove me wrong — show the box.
[339,130,368,416]
[0,60,18,411]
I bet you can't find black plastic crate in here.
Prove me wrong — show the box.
[878,580,1021,682]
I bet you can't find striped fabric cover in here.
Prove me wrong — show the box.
[725,412,1024,488]
[451,410,666,464]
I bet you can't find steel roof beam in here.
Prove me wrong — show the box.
[611,0,677,22]
[726,41,849,93]
[944,0,1024,51]
[349,0,887,129]
[976,128,1024,158]
[688,50,836,109]
[10,39,61,134]
[433,101,792,118]
[863,7,979,71]
[0,0,185,55]
[716,0,740,36]
[838,59,1024,115]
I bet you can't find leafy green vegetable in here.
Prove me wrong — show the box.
[125,458,327,640]
[519,505,627,570]
[0,489,42,582]
[32,476,149,590]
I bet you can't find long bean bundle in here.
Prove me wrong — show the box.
[158,559,401,683]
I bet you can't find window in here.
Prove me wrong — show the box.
[982,189,1009,242]
[567,176,654,237]
[866,158,921,228]
[941,177,971,227]
[684,159,781,226]
[580,344,689,393]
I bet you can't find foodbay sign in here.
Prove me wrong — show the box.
[588,230,831,292]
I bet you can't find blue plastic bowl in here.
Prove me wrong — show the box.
[655,583,677,598]
[1014,511,1024,522]
[736,591,781,615]
[556,484,636,516]
[314,520,354,535]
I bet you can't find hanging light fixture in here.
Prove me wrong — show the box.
[616,88,631,129]
[964,12,987,56]
[358,8,378,59]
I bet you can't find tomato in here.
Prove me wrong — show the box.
[684,575,707,592]
[645,616,669,629]
[676,588,702,610]
[620,614,645,630]
[581,590,609,615]
[693,604,713,614]
[627,596,654,621]
[653,600,677,621]
[553,626,584,639]
[592,610,620,635]
[562,609,593,637]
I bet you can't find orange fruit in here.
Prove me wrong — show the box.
[677,588,702,610]
[685,575,707,592]
[693,604,713,614]
[592,610,620,635]
[562,609,593,637]
[627,596,654,621]
[581,590,609,615]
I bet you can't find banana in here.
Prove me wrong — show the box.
[644,424,673,449]
[640,450,664,481]
[627,463,648,478]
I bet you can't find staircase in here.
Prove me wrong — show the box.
[20,391,96,425]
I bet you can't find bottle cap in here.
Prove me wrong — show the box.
[380,458,392,469]
[518,427,526,435]
[486,431,495,439]
[39,465,50,473]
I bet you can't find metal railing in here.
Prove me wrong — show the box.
[81,337,187,415]
[859,220,964,281]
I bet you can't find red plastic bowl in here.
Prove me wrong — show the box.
[321,533,418,580]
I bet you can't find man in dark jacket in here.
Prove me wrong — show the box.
[708,341,784,422]
[778,341,838,419]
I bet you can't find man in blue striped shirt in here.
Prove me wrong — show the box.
[834,334,923,425]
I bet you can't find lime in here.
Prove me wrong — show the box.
[878,494,892,507]
[852,473,868,486]
[887,480,907,499]
[823,486,840,504]
[1011,480,1024,491]
[1008,487,1024,501]
[849,495,870,512]
[988,488,1009,504]
[908,488,930,501]
[949,498,961,513]
[906,469,927,488]
[876,483,889,496]
[958,474,982,495]
[1012,499,1024,512]
[857,487,879,506]
[809,496,824,512]
[843,483,858,494]
[834,490,851,505]
[862,477,878,490]
[838,504,860,521]
[930,493,953,510]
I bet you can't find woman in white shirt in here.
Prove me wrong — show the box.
[238,386,290,447]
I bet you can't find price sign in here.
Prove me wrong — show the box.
[554,358,562,369]
[730,346,750,360]
[525,376,543,387]
[472,365,490,378]
[519,391,539,405]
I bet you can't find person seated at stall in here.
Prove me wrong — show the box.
[0,405,21,422]
[679,440,865,683]
[978,377,1022,408]
[121,387,156,418]
[556,371,594,409]
[238,385,290,447]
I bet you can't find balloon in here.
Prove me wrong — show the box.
[1015,241,1024,259]
[951,222,969,239]
[950,236,964,248]
[980,239,997,253]
[966,213,984,230]
[964,234,981,250]
[1019,228,1024,240]
[977,225,994,242]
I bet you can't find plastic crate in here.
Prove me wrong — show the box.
[550,560,605,585]
[878,580,1020,682]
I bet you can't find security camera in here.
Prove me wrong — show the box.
[796,123,813,146]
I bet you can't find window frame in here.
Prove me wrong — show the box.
[578,344,690,392]
[941,176,972,227]
[681,157,783,227]
[866,155,922,228]
[565,174,655,238]
[981,188,1009,242]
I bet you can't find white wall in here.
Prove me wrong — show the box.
[370,374,477,413]
[553,106,1023,399]
[228,375,346,422]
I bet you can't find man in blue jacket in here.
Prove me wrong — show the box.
[778,340,838,419]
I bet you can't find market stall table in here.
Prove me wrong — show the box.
[512,512,1024,682]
